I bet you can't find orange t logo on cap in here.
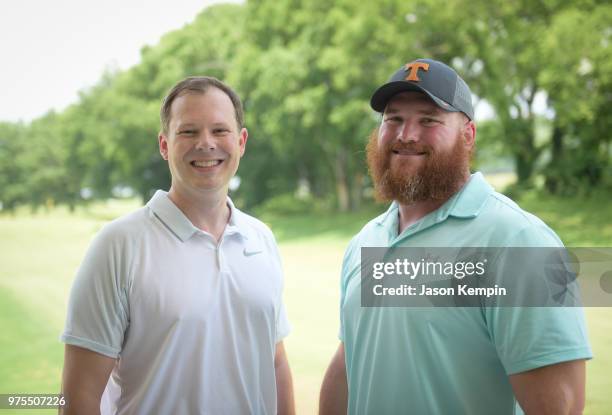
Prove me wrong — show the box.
[405,62,430,81]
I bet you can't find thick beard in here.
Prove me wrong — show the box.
[366,128,471,205]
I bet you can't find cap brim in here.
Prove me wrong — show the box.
[370,81,460,114]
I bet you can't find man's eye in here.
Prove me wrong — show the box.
[179,130,197,135]
[214,128,230,134]
[384,117,402,124]
[422,118,440,125]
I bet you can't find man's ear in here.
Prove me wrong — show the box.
[463,119,476,150]
[158,133,169,160]
[238,128,248,158]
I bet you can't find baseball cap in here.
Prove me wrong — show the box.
[370,58,474,120]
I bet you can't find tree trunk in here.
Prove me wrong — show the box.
[544,124,564,194]
[334,147,350,212]
[513,123,537,185]
[515,152,534,184]
[350,171,364,211]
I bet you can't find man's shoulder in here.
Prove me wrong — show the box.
[480,190,562,246]
[94,205,152,245]
[75,205,152,270]
[344,208,392,254]
[484,190,547,227]
[233,208,276,240]
[359,210,389,237]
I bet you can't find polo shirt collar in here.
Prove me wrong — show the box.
[225,197,252,240]
[375,201,399,228]
[147,190,249,242]
[445,172,493,219]
[374,172,493,235]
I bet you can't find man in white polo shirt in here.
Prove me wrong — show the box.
[60,77,295,415]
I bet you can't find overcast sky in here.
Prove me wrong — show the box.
[0,0,240,122]
[0,0,509,123]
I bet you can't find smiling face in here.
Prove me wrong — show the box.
[366,91,475,204]
[158,88,248,201]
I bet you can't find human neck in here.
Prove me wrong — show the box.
[167,186,230,242]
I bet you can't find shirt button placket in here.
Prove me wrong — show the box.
[216,237,227,275]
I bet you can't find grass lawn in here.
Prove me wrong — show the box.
[0,190,610,414]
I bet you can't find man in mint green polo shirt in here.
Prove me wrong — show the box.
[319,59,591,415]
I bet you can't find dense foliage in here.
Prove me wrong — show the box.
[0,0,609,211]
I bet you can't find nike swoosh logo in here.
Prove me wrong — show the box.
[243,249,262,257]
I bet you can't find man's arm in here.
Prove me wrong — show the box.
[60,344,116,415]
[275,341,295,415]
[509,359,586,415]
[319,343,348,415]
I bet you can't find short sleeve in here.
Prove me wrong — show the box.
[275,301,291,342]
[61,226,130,358]
[485,225,593,375]
[339,237,358,341]
[486,306,592,375]
[265,229,291,343]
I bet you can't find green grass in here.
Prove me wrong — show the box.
[0,200,138,414]
[0,191,610,414]
[518,191,612,246]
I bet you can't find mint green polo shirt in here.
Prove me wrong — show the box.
[339,172,592,415]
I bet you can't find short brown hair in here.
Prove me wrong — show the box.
[160,76,244,134]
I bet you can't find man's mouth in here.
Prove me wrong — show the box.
[190,160,223,168]
[391,149,427,156]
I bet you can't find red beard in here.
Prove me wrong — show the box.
[366,128,471,205]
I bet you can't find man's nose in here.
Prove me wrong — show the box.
[194,131,216,151]
[397,120,419,143]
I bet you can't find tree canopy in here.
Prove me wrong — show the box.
[0,0,609,211]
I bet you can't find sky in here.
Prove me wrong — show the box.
[0,0,241,123]
[0,0,538,124]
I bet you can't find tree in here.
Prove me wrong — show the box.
[540,4,612,193]
[0,122,28,210]
[231,0,425,211]
[2,0,609,211]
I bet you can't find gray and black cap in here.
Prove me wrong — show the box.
[370,58,474,120]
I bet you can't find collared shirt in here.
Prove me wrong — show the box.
[62,190,290,415]
[339,173,592,415]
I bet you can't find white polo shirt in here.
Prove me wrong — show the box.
[61,190,290,415]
